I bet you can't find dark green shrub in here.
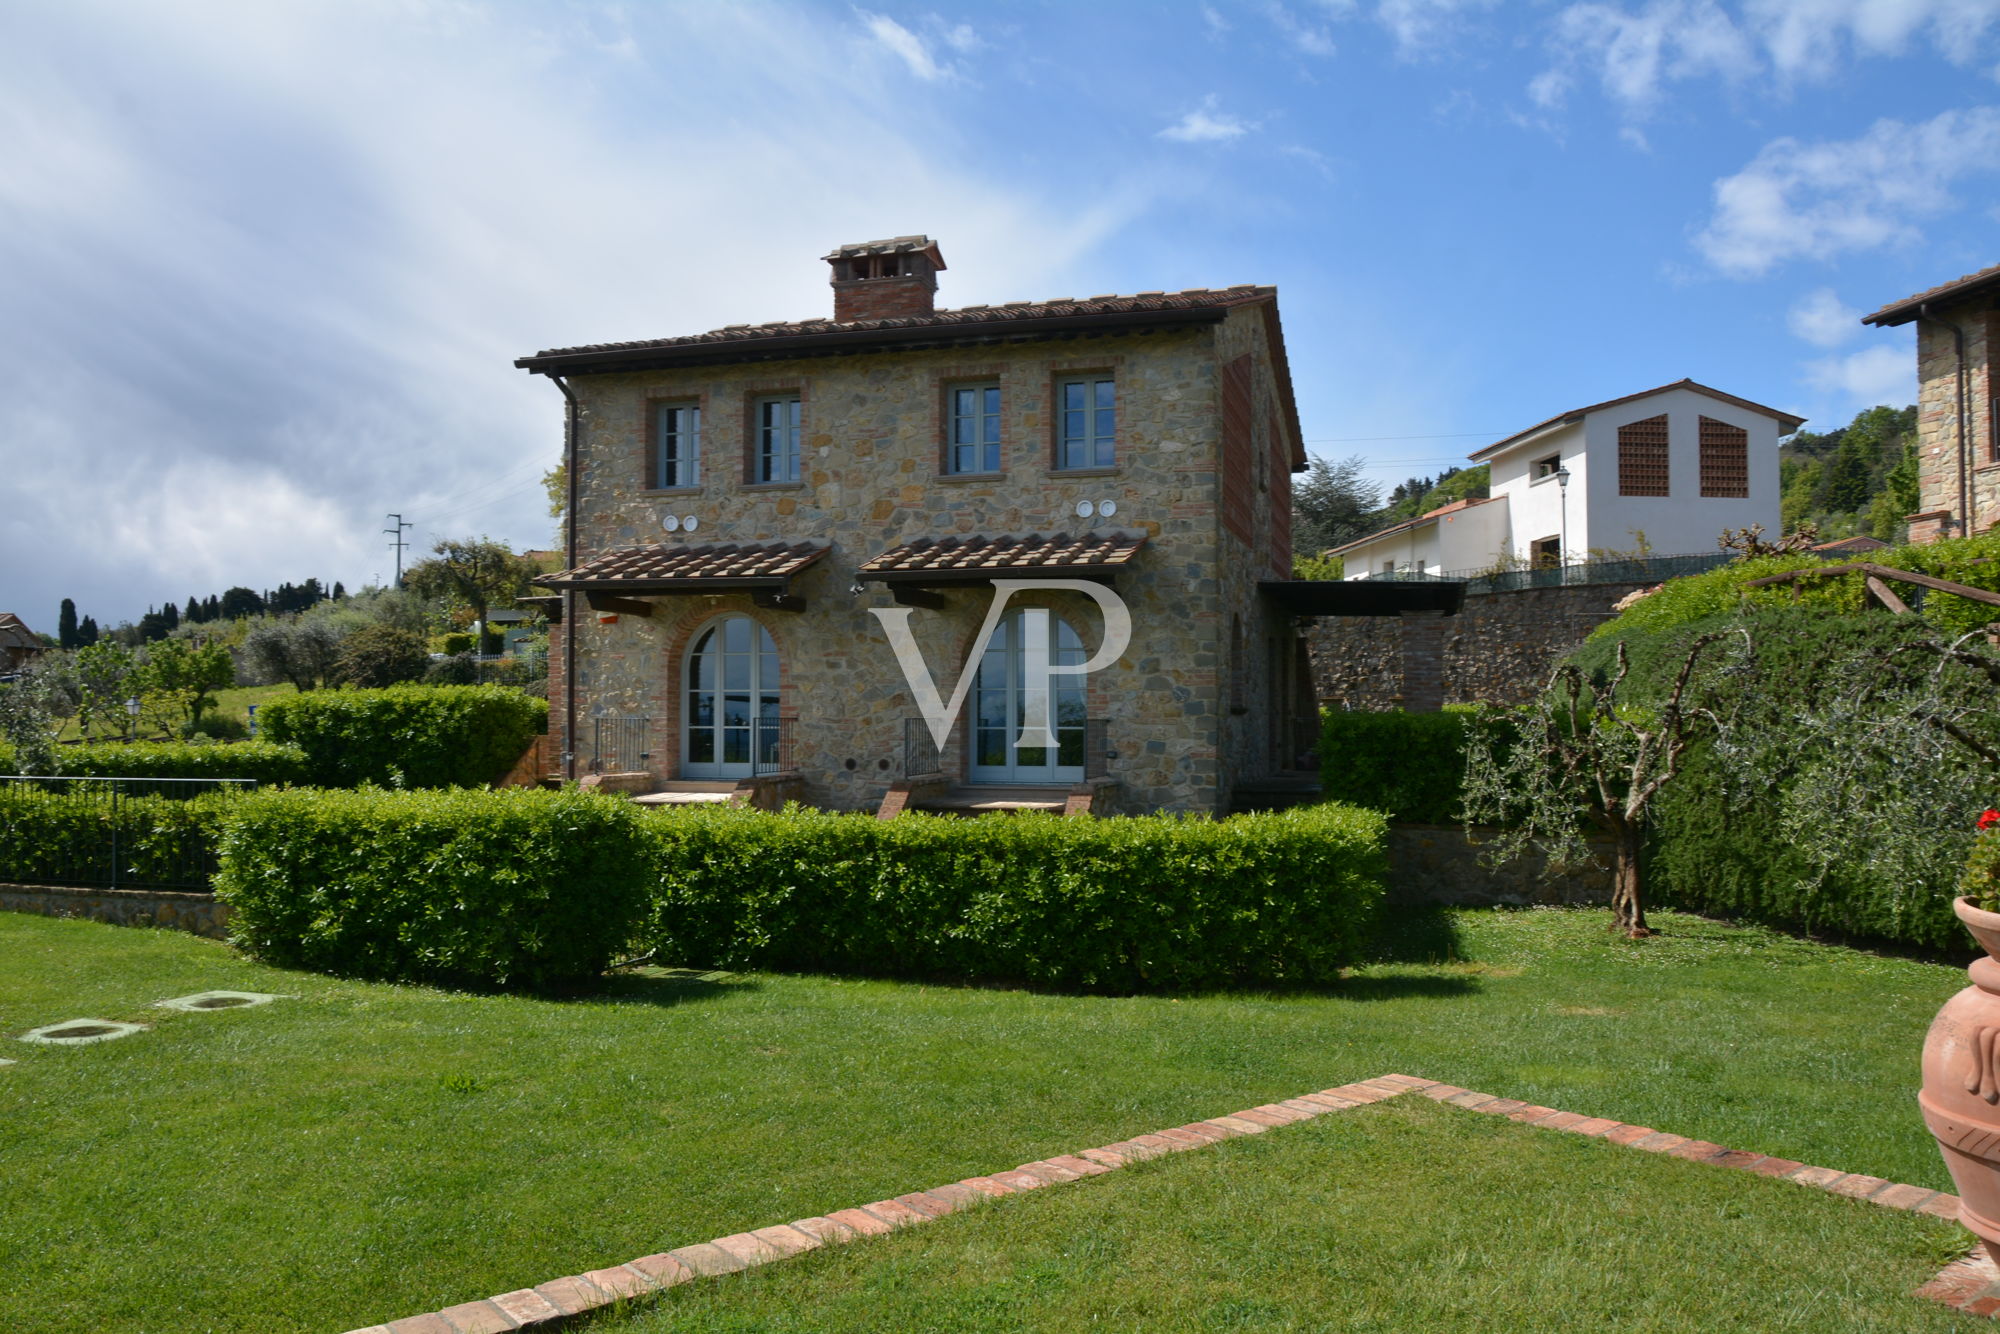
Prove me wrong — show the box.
[255,685,548,789]
[1318,707,1493,824]
[0,784,240,889]
[189,714,249,741]
[5,740,311,786]
[423,653,479,686]
[440,632,475,657]
[215,787,650,990]
[644,802,1387,993]
[333,625,430,688]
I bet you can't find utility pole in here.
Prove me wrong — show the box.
[384,513,413,587]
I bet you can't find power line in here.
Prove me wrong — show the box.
[1303,431,1503,443]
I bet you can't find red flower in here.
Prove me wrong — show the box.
[1981,809,2000,831]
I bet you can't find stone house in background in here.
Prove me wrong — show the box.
[1862,263,2000,543]
[0,613,44,675]
[515,237,1321,815]
[1328,379,1800,578]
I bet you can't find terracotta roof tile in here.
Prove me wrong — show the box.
[0,613,38,648]
[522,287,1274,363]
[860,530,1147,578]
[539,540,829,589]
[1862,262,2000,326]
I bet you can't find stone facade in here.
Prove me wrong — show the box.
[1309,579,1652,710]
[1,883,231,939]
[530,252,1308,815]
[1910,304,2000,542]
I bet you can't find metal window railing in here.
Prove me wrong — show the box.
[751,717,796,775]
[588,716,652,775]
[0,775,256,892]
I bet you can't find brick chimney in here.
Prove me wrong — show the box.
[825,236,946,323]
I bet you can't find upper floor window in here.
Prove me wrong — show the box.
[1698,416,1748,498]
[948,384,1000,474]
[756,395,801,484]
[1057,375,1115,470]
[1533,454,1562,481]
[1617,413,1670,497]
[653,403,700,489]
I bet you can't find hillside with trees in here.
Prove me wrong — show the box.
[1779,404,1919,542]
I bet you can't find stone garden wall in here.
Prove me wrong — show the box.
[1384,825,1613,907]
[0,884,230,939]
[1308,579,1654,710]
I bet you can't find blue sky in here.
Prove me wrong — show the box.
[4,0,1998,627]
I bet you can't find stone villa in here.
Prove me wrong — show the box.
[1863,263,2000,542]
[516,237,1338,815]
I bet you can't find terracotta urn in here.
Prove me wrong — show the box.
[1920,897,2000,1259]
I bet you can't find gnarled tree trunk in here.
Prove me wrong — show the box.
[1605,815,1650,938]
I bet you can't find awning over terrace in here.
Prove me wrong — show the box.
[535,539,830,614]
[856,529,1147,608]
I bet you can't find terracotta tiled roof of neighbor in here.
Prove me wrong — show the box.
[1468,378,1806,461]
[1862,262,2000,327]
[520,286,1277,362]
[0,613,38,648]
[860,530,1148,576]
[539,540,831,588]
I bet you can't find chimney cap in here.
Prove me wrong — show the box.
[823,235,946,270]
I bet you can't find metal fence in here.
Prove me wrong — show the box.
[587,716,652,775]
[1359,550,1737,594]
[586,717,794,776]
[0,775,256,892]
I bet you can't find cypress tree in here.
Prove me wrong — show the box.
[57,598,78,649]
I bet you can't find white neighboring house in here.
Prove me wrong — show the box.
[1330,379,1803,578]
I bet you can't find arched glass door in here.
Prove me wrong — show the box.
[683,615,780,778]
[970,610,1086,785]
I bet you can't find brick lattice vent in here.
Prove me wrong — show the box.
[341,1074,1973,1332]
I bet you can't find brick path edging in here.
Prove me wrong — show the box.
[338,1073,1970,1333]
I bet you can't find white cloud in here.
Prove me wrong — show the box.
[1534,0,2000,116]
[0,0,1144,625]
[858,10,953,81]
[1787,287,1863,347]
[1160,95,1257,143]
[1527,69,1570,108]
[1695,108,2000,275]
[1375,0,1501,57]
[1266,3,1339,56]
[1804,343,1917,404]
[1202,3,1232,35]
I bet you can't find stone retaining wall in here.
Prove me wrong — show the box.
[1309,580,1654,710]
[0,883,230,939]
[1385,824,1613,906]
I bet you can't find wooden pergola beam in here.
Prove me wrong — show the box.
[1743,561,2000,608]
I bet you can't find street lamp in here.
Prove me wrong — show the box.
[1555,466,1572,580]
[124,696,141,741]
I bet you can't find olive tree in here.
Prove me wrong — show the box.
[1462,632,1736,938]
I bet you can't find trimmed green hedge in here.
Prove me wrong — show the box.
[215,787,649,991]
[0,741,310,786]
[255,685,547,789]
[0,784,241,890]
[1318,709,1478,824]
[643,803,1388,993]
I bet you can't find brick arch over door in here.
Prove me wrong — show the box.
[656,604,797,780]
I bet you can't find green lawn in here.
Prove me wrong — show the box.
[606,1094,1969,1334]
[0,907,1973,1333]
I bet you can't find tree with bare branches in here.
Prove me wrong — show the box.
[1463,633,1736,937]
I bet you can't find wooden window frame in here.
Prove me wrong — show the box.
[647,400,702,491]
[750,393,803,485]
[944,381,1002,475]
[1053,372,1117,471]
